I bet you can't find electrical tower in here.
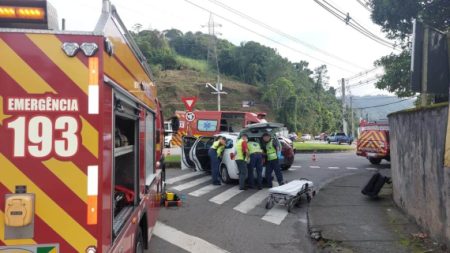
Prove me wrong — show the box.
[202,13,226,111]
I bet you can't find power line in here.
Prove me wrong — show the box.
[183,0,358,73]
[356,0,372,12]
[353,98,415,109]
[313,0,399,50]
[347,76,380,88]
[208,0,365,70]
[345,67,380,81]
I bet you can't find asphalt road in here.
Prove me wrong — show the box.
[147,152,390,253]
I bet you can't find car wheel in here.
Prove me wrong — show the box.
[220,164,232,184]
[134,226,144,253]
[369,158,382,165]
[328,141,331,144]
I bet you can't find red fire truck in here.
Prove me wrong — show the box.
[170,110,267,146]
[0,1,167,252]
[356,120,390,165]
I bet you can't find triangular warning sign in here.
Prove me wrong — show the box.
[182,96,197,111]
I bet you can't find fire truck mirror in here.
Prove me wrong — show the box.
[4,194,35,239]
[170,116,180,133]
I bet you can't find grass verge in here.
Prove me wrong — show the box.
[176,55,208,72]
[294,142,354,152]
[165,154,181,167]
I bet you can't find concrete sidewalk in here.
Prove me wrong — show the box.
[308,171,442,253]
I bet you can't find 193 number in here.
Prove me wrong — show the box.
[7,116,79,158]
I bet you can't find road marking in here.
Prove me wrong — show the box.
[346,167,359,170]
[172,176,211,191]
[309,166,320,169]
[262,206,289,225]
[288,168,297,171]
[209,186,243,205]
[166,171,204,184]
[366,168,377,171]
[153,221,230,253]
[328,167,340,170]
[189,184,223,197]
[233,189,269,214]
[291,165,302,168]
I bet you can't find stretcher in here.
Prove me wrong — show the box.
[265,178,315,212]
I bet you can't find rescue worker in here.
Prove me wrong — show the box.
[209,136,227,185]
[235,134,249,190]
[262,133,284,187]
[247,139,264,190]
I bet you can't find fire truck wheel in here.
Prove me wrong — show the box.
[135,226,144,253]
[369,158,382,165]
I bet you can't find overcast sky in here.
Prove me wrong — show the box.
[49,0,399,96]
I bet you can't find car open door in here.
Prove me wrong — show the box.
[190,136,215,172]
[182,136,197,169]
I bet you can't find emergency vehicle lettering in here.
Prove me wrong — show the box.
[7,97,79,112]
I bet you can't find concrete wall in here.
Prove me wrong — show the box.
[389,105,450,244]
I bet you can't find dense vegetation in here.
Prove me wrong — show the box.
[132,28,348,134]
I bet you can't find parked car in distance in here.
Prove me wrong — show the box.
[327,132,353,145]
[288,132,298,142]
[314,133,328,141]
[164,134,173,148]
[301,134,312,141]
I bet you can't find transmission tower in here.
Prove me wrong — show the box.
[203,13,222,81]
[202,13,226,111]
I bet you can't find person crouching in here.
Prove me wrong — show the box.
[209,136,226,185]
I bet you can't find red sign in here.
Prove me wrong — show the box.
[181,96,197,111]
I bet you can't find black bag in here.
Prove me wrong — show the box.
[361,173,389,197]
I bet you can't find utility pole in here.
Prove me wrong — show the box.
[203,13,224,111]
[341,78,347,135]
[421,26,429,106]
[350,96,354,137]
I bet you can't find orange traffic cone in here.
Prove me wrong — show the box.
[312,151,317,162]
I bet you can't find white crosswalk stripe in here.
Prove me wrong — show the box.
[291,165,302,168]
[346,167,359,170]
[166,171,204,184]
[328,167,340,170]
[209,186,243,205]
[172,176,211,191]
[189,184,223,197]
[233,189,269,214]
[154,221,230,253]
[309,165,320,169]
[262,206,289,225]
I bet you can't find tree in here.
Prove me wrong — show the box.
[263,77,295,111]
[371,0,450,41]
[370,0,450,96]
[374,51,414,97]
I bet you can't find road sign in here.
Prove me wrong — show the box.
[186,112,196,122]
[182,96,197,111]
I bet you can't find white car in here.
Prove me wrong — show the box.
[182,123,294,184]
[301,134,312,141]
[164,134,172,148]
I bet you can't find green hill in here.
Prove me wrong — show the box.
[156,69,273,119]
